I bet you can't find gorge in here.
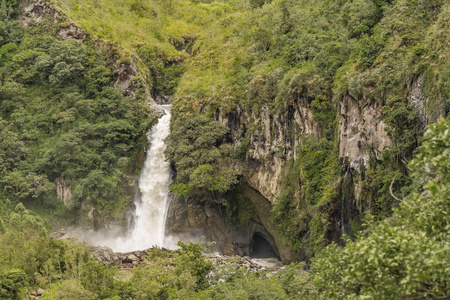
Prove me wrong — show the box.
[0,0,448,299]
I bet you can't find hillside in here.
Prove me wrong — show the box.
[0,0,449,299]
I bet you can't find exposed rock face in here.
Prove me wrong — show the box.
[166,185,300,263]
[155,95,173,105]
[21,0,59,26]
[408,76,429,129]
[218,98,319,203]
[20,0,158,109]
[339,95,390,173]
[166,97,320,262]
[21,0,85,40]
[58,24,86,40]
[55,177,72,206]
[166,192,251,257]
[114,62,139,94]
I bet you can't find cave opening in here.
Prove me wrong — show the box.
[250,232,278,258]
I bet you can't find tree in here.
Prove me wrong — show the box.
[165,115,238,198]
[313,118,450,299]
[0,269,26,300]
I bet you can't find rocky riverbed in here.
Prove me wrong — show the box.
[52,230,285,273]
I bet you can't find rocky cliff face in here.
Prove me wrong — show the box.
[166,78,440,262]
[167,96,324,262]
[339,95,390,173]
[219,97,320,204]
[20,0,159,110]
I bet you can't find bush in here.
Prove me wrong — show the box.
[313,118,450,299]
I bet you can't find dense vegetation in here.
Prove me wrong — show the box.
[168,0,449,257]
[0,0,449,298]
[1,117,448,298]
[0,0,152,221]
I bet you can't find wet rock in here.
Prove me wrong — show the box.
[155,95,173,105]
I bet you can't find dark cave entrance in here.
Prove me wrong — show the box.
[250,232,278,258]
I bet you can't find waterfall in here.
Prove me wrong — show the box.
[94,105,172,252]
[126,105,172,250]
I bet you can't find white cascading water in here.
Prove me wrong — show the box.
[126,105,172,250]
[93,105,172,252]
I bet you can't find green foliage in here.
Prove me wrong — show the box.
[0,201,128,300]
[313,118,450,299]
[165,114,238,198]
[138,44,187,95]
[0,1,21,47]
[250,0,270,9]
[383,96,421,162]
[0,15,151,216]
[175,241,213,290]
[0,269,26,300]
[272,136,340,255]
[41,280,97,300]
[198,269,287,299]
[282,262,319,300]
[130,242,213,299]
[361,168,412,218]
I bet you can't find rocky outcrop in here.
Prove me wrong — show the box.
[165,97,320,262]
[165,184,300,263]
[21,0,59,27]
[55,177,72,206]
[408,76,429,129]
[166,192,253,257]
[218,98,319,204]
[339,95,390,173]
[21,0,86,40]
[20,0,159,110]
[58,24,86,40]
[88,239,279,272]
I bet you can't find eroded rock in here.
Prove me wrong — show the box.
[339,95,390,173]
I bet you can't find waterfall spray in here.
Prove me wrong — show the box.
[86,105,172,252]
[125,105,172,250]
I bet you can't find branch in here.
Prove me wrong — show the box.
[389,173,402,202]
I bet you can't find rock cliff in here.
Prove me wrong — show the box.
[165,79,442,262]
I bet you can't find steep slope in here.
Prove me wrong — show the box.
[165,0,449,261]
[0,0,156,227]
[2,0,448,262]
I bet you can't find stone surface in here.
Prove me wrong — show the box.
[55,177,72,207]
[339,95,390,173]
[218,99,319,204]
[21,0,85,40]
[36,288,44,296]
[87,240,279,273]
[408,76,429,129]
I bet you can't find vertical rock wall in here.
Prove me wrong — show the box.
[166,79,438,261]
